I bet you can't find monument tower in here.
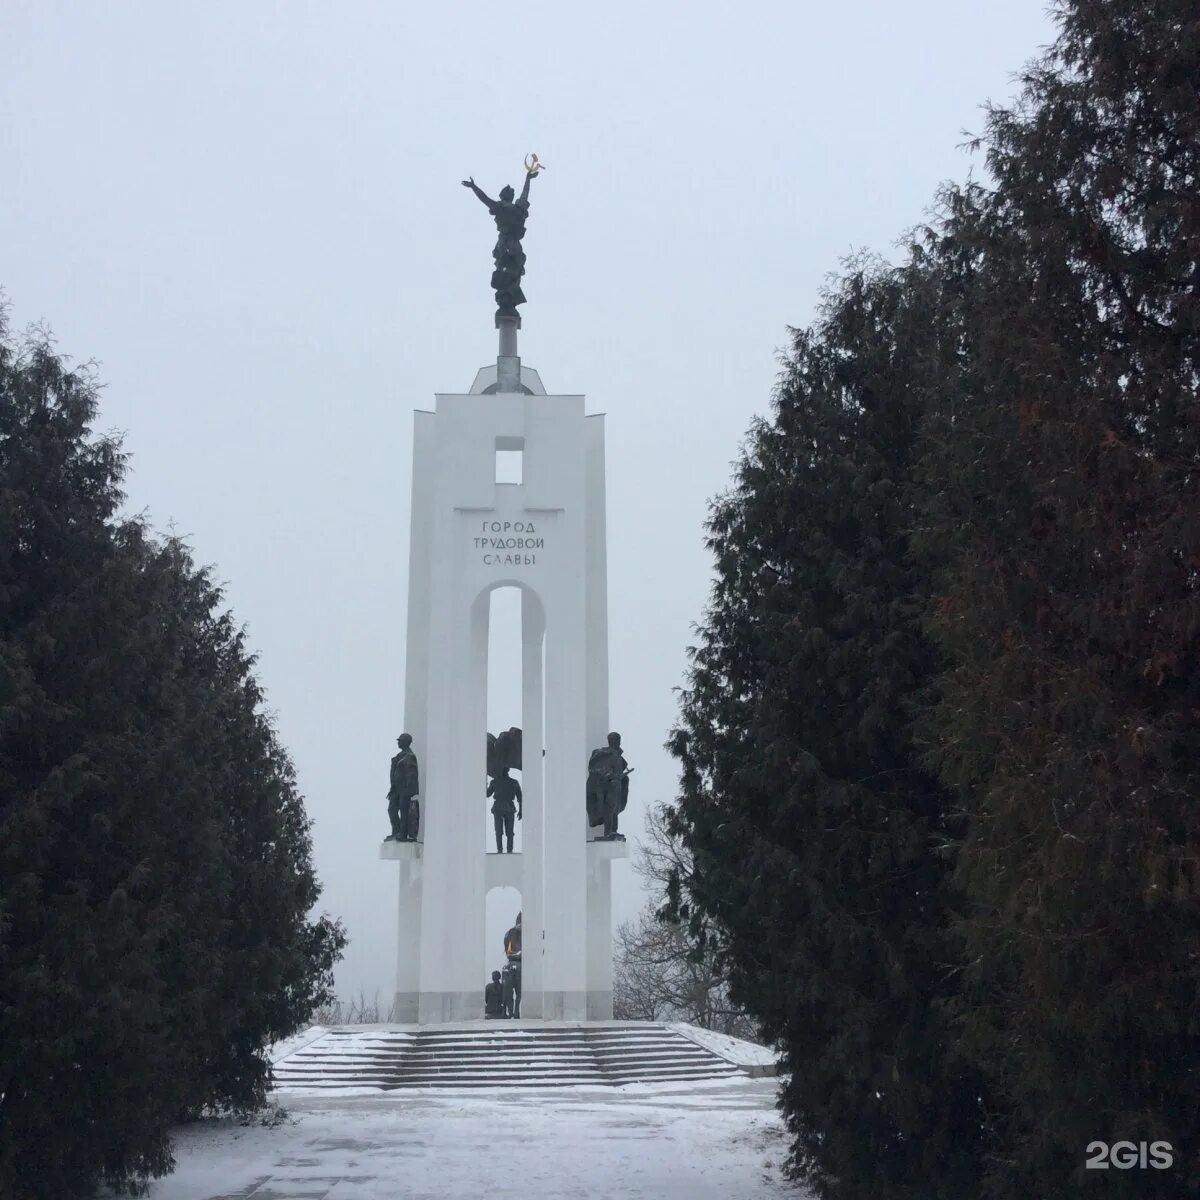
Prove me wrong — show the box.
[381,157,629,1023]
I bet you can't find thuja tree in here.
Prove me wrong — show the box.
[0,319,346,1197]
[916,0,1200,1194]
[668,262,989,1200]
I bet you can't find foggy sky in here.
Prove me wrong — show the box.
[2,0,1056,1004]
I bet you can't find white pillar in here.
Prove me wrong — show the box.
[583,412,614,1017]
[586,857,613,1018]
[520,592,545,1016]
[415,583,487,1022]
[393,859,423,1020]
[542,576,588,1020]
[390,408,435,1022]
[584,414,610,754]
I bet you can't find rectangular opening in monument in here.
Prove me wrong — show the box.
[495,438,524,485]
[486,585,525,989]
[487,884,523,1007]
[486,587,523,860]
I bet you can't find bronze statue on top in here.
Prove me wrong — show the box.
[462,155,544,319]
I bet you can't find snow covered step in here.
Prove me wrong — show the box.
[271,1022,757,1091]
[596,1054,739,1073]
[604,1065,741,1082]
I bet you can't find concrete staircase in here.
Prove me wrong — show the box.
[272,1023,746,1091]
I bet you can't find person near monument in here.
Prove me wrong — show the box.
[385,733,420,841]
[504,911,522,958]
[487,764,522,854]
[501,961,520,1019]
[461,160,541,318]
[502,912,522,1018]
[586,732,631,840]
[484,970,506,1019]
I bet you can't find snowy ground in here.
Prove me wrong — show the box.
[145,1077,802,1199]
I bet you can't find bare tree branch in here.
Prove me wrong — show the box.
[613,806,760,1042]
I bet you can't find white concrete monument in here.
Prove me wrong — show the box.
[380,160,628,1023]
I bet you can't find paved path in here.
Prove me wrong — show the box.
[144,1078,800,1200]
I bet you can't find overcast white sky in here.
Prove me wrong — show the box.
[3,0,1056,1004]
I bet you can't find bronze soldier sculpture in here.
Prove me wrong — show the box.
[462,159,541,319]
[386,733,420,841]
[487,763,523,854]
[586,732,631,841]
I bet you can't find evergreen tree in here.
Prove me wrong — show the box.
[916,0,1200,1193]
[672,3,1198,1194]
[668,263,989,1199]
[0,317,346,1197]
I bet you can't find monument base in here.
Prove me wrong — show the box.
[587,989,614,1021]
[392,991,420,1022]
[537,990,589,1021]
[396,989,614,1024]
[417,990,481,1024]
[379,839,421,861]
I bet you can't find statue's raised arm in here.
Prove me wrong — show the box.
[461,176,496,209]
